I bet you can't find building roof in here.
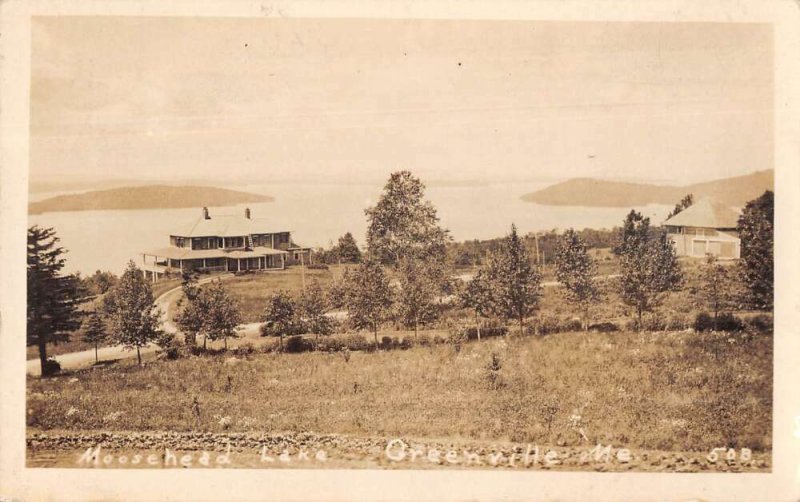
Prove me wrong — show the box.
[663,198,740,229]
[170,209,289,238]
[142,246,288,260]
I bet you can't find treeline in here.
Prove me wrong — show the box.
[447,227,619,268]
[27,171,774,376]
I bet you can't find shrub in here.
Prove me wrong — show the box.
[716,312,744,332]
[307,263,329,270]
[694,312,714,332]
[537,315,562,335]
[588,321,619,333]
[417,334,432,347]
[561,318,583,332]
[433,335,446,345]
[42,358,61,376]
[381,336,395,350]
[464,325,508,340]
[398,338,414,350]
[233,342,255,356]
[284,335,314,354]
[317,337,345,352]
[340,334,371,352]
[746,313,773,333]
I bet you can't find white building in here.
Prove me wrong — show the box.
[663,198,741,259]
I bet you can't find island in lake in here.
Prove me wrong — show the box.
[522,169,773,208]
[28,185,273,215]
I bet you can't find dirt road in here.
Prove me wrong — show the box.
[26,274,231,376]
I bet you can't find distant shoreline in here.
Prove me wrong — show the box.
[28,185,273,215]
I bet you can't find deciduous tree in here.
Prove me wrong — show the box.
[82,310,108,363]
[396,258,441,340]
[365,171,450,265]
[344,259,394,345]
[261,290,302,348]
[27,225,86,375]
[300,280,335,343]
[459,268,494,340]
[203,280,242,350]
[737,190,773,310]
[103,261,163,365]
[333,232,362,263]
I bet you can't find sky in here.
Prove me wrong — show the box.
[30,17,773,187]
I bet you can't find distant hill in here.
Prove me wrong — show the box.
[521,170,774,208]
[29,185,273,215]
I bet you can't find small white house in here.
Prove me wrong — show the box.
[663,198,741,259]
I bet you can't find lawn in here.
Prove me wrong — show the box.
[221,265,351,322]
[27,328,772,453]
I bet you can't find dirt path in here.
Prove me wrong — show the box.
[26,274,231,376]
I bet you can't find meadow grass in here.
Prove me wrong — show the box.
[27,328,772,452]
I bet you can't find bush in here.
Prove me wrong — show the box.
[398,338,414,350]
[463,322,508,340]
[746,313,773,333]
[233,342,256,356]
[417,334,432,347]
[588,321,619,333]
[306,263,329,270]
[694,312,714,332]
[561,318,583,332]
[42,358,61,376]
[381,336,395,350]
[433,335,446,345]
[317,337,345,352]
[716,312,744,332]
[340,333,371,352]
[284,335,314,354]
[695,312,744,332]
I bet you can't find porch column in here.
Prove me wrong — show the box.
[237,259,241,272]
[203,258,207,268]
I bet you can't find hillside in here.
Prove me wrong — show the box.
[521,170,774,207]
[28,185,273,214]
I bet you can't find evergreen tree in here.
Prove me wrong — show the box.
[554,229,600,329]
[343,259,394,345]
[485,224,542,334]
[616,211,682,327]
[459,268,494,341]
[667,194,695,219]
[27,226,85,375]
[737,190,773,310]
[82,309,108,363]
[103,261,163,365]
[261,290,302,348]
[175,271,206,347]
[300,280,335,343]
[334,232,362,263]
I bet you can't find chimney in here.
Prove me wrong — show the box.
[202,207,210,220]
[245,207,251,219]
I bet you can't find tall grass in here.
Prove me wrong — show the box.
[27,329,772,452]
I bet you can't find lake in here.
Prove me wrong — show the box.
[28,182,673,275]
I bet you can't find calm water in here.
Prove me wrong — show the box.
[28,182,673,275]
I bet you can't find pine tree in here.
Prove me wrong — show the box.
[261,290,301,348]
[82,310,108,363]
[737,190,773,310]
[459,268,494,341]
[344,259,394,345]
[300,280,334,343]
[554,229,600,329]
[27,226,85,375]
[103,260,163,365]
[486,224,542,334]
[616,211,682,327]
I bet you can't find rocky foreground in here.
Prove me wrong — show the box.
[27,430,770,472]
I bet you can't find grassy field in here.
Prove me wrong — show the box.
[27,328,772,453]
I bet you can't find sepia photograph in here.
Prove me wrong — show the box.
[2,1,799,501]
